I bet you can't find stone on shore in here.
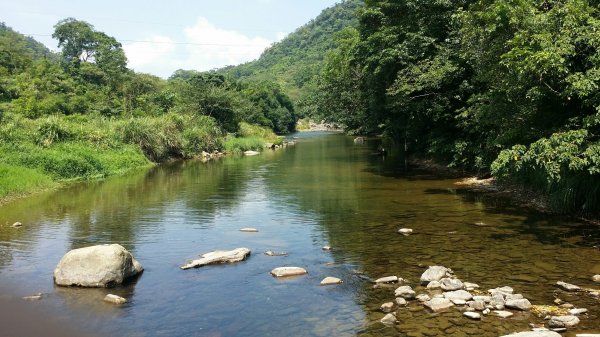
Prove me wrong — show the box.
[440,277,464,291]
[244,151,260,156]
[375,276,400,284]
[320,277,342,285]
[394,285,416,299]
[500,332,562,337]
[505,298,532,311]
[380,313,397,325]
[463,312,481,320]
[380,302,395,313]
[271,267,308,277]
[420,266,451,285]
[181,248,251,270]
[54,244,143,287]
[549,315,580,328]
[104,294,127,304]
[398,228,413,236]
[423,298,454,312]
[239,228,258,232]
[556,281,580,292]
[443,290,473,302]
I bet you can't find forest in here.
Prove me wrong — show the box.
[303,0,600,215]
[0,19,295,201]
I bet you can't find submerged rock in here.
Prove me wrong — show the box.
[270,267,307,277]
[494,310,514,318]
[320,277,342,285]
[556,281,580,292]
[264,250,288,256]
[322,246,332,251]
[420,266,451,285]
[104,294,127,304]
[239,228,258,232]
[22,293,43,301]
[54,244,143,287]
[423,298,454,312]
[181,248,251,270]
[374,276,400,284]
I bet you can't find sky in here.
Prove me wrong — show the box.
[1,0,340,78]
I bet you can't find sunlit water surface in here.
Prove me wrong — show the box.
[1,132,599,337]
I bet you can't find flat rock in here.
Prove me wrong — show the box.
[489,286,514,295]
[440,277,464,291]
[568,308,587,315]
[556,281,580,292]
[416,294,431,302]
[320,277,342,285]
[549,315,580,328]
[420,266,451,285]
[500,332,561,337]
[443,290,473,302]
[54,244,143,287]
[427,280,441,289]
[270,267,307,277]
[243,151,260,156]
[398,228,413,236]
[463,312,481,320]
[394,285,416,299]
[374,276,400,284]
[104,294,127,304]
[494,310,514,318]
[451,299,467,305]
[181,248,251,270]
[464,282,480,290]
[380,313,397,325]
[593,275,600,283]
[505,298,532,311]
[264,250,287,256]
[380,302,395,313]
[423,297,454,312]
[239,228,258,232]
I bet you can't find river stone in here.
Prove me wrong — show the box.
[506,293,524,300]
[244,151,260,156]
[556,281,580,292]
[505,298,532,311]
[322,246,332,251]
[463,312,481,320]
[427,280,441,289]
[239,228,258,232]
[549,315,580,328]
[264,250,288,256]
[104,294,127,304]
[22,293,43,300]
[394,285,416,299]
[464,282,480,290]
[423,298,454,312]
[375,276,400,284]
[494,310,514,318]
[270,267,308,277]
[443,290,473,302]
[482,308,490,315]
[380,302,395,313]
[451,299,467,305]
[320,277,342,285]
[54,244,143,287]
[395,297,407,306]
[473,295,491,303]
[398,228,413,236]
[380,313,397,325]
[440,277,464,291]
[181,248,251,269]
[489,286,514,295]
[469,300,486,311]
[593,275,600,283]
[500,332,562,337]
[420,266,451,285]
[569,308,587,315]
[11,222,22,228]
[416,294,431,302]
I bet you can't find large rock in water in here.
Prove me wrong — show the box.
[54,244,143,287]
[181,248,251,270]
[420,266,451,284]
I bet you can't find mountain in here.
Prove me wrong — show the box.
[218,0,362,114]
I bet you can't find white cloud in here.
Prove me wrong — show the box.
[123,17,273,77]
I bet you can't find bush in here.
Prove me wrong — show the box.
[35,115,73,146]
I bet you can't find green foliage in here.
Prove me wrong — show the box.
[0,164,55,199]
[224,136,265,154]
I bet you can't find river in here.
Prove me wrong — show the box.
[0,132,599,337]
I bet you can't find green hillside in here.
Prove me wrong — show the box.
[220,0,362,115]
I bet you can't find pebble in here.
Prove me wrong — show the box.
[395,297,407,306]
[482,308,490,315]
[320,277,342,285]
[463,312,481,320]
[11,222,22,228]
[398,228,413,236]
[380,313,397,325]
[103,294,127,304]
[239,228,258,232]
[380,302,395,313]
[416,294,431,302]
[322,246,332,251]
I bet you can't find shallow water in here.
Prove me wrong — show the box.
[0,132,599,337]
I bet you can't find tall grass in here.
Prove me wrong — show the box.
[224,136,265,154]
[0,163,56,199]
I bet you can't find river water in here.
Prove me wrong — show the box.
[0,132,599,337]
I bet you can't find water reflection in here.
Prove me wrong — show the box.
[0,132,599,337]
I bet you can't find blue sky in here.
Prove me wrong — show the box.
[1,0,340,77]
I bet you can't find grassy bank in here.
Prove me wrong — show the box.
[0,112,278,203]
